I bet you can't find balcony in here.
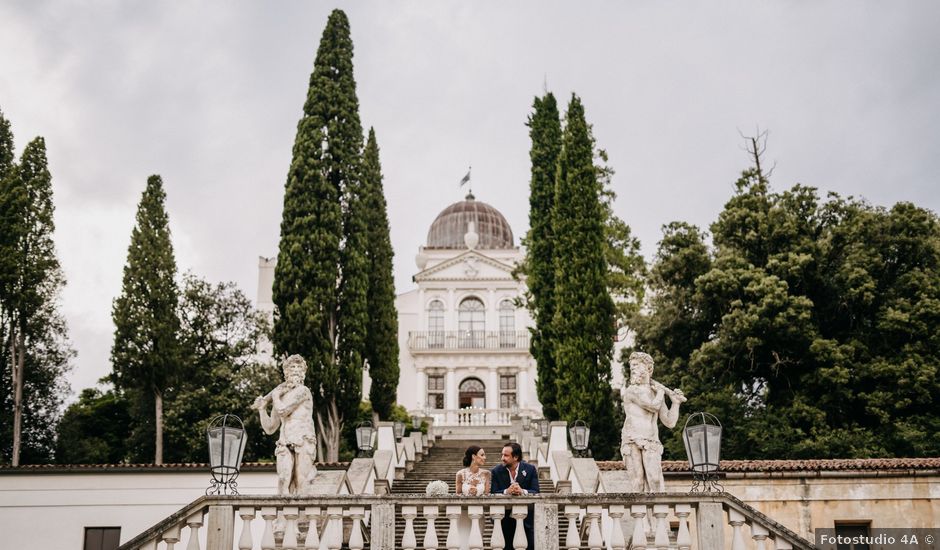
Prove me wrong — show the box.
[408,331,530,352]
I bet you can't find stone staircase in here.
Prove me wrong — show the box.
[391,438,565,549]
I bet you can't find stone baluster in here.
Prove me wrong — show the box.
[751,523,770,550]
[282,506,299,550]
[630,504,649,550]
[186,509,204,550]
[302,507,320,550]
[729,508,747,550]
[489,506,506,550]
[423,506,440,550]
[608,505,627,550]
[673,504,692,550]
[348,507,366,550]
[564,505,581,550]
[401,506,419,550]
[468,506,484,550]
[774,538,793,549]
[259,507,277,550]
[652,505,670,550]
[162,524,181,550]
[445,505,462,550]
[237,507,256,550]
[585,506,603,550]
[325,506,344,550]
[511,505,528,550]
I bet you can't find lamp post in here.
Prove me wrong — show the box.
[411,414,422,433]
[683,412,722,492]
[536,418,550,441]
[568,419,591,457]
[206,414,246,495]
[356,421,375,457]
[393,420,406,441]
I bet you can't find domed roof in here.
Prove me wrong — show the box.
[426,193,514,249]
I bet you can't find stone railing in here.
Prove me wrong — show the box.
[117,493,814,550]
[407,331,530,351]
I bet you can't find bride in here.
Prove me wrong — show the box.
[455,445,491,496]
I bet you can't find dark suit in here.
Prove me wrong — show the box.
[490,461,540,550]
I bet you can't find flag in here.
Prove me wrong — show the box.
[459,169,471,187]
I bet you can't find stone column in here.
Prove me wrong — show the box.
[446,367,458,421]
[488,368,499,423]
[517,367,529,409]
[417,368,427,411]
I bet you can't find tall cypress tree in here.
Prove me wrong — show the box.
[522,93,563,420]
[111,175,181,465]
[273,9,368,461]
[362,128,400,420]
[0,133,73,465]
[552,95,618,458]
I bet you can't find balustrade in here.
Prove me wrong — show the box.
[119,494,810,550]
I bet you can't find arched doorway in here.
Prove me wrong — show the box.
[458,377,486,409]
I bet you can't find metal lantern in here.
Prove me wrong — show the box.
[536,418,551,441]
[206,414,247,495]
[568,419,591,457]
[411,414,422,432]
[683,412,723,492]
[521,414,531,428]
[356,421,375,457]
[393,420,406,441]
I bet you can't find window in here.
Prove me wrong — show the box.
[427,375,445,409]
[84,527,121,550]
[499,374,517,409]
[834,523,871,550]
[499,299,515,347]
[428,300,444,348]
[458,297,485,348]
[459,377,486,408]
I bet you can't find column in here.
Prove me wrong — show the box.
[446,367,457,423]
[488,368,499,424]
[517,367,529,410]
[417,369,427,411]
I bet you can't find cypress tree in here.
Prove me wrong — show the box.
[522,93,563,420]
[362,128,400,420]
[552,95,618,458]
[111,175,181,465]
[273,9,368,461]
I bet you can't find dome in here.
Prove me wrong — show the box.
[426,193,514,249]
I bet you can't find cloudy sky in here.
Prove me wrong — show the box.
[2,1,938,399]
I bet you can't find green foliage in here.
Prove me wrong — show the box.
[0,128,72,465]
[272,9,369,461]
[632,142,940,459]
[362,128,400,420]
[110,175,181,463]
[551,95,619,459]
[520,92,563,419]
[55,388,132,464]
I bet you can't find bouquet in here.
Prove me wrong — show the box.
[425,480,449,495]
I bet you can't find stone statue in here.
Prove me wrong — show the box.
[253,354,318,495]
[620,352,686,492]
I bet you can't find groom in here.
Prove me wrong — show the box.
[490,442,539,550]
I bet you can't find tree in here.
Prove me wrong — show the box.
[55,388,132,464]
[633,134,940,459]
[273,9,369,462]
[111,175,181,464]
[520,92,563,420]
[362,128,400,420]
[551,95,619,458]
[163,274,278,463]
[0,129,73,465]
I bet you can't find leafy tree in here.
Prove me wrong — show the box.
[362,128,400,421]
[551,95,619,458]
[0,129,73,465]
[520,92,563,420]
[111,175,181,464]
[163,275,278,463]
[633,135,940,459]
[55,388,132,464]
[273,9,369,462]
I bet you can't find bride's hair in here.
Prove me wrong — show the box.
[462,445,483,467]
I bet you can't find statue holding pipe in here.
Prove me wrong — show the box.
[252,354,318,495]
[620,351,686,492]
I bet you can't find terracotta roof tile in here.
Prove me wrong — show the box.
[596,457,940,472]
[0,461,350,473]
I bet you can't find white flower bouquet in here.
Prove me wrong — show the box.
[425,480,449,495]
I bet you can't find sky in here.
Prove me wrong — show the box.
[1,1,938,400]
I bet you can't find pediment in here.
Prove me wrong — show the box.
[415,250,516,282]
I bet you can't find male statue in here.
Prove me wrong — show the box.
[253,354,318,495]
[621,352,686,492]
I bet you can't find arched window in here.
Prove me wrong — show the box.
[458,297,485,348]
[459,377,486,408]
[428,300,444,348]
[499,299,515,347]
